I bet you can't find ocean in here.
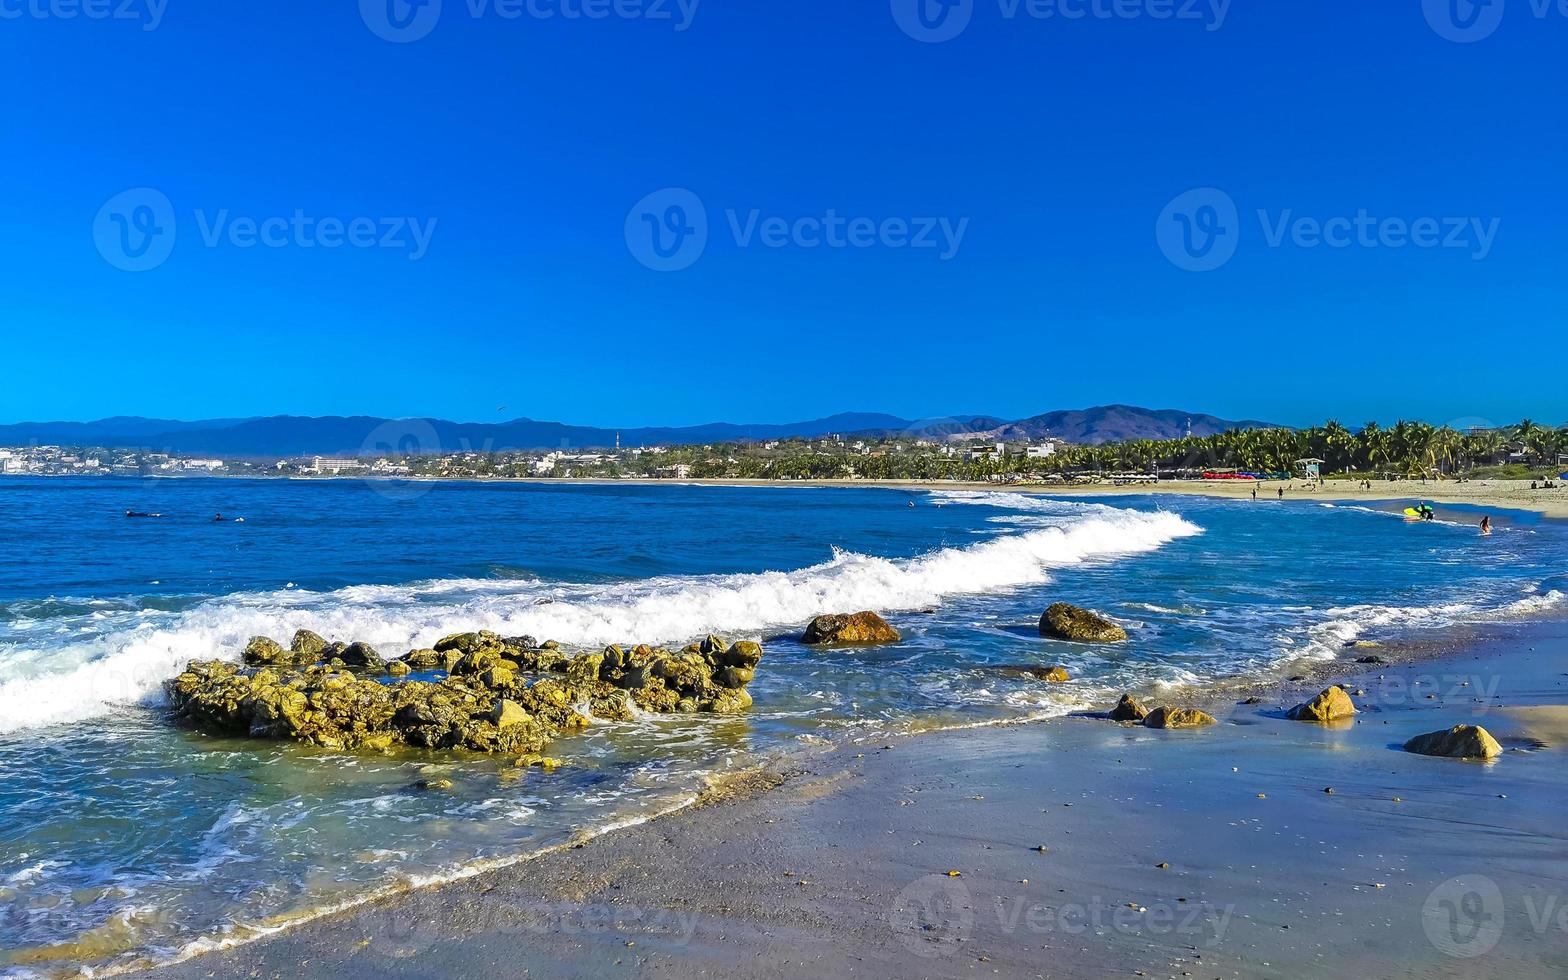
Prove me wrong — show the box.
[0,477,1562,975]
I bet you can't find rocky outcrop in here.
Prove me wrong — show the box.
[801,612,901,646]
[1109,693,1149,722]
[1403,725,1503,760]
[1142,706,1217,729]
[1287,686,1357,723]
[166,634,764,757]
[1039,603,1127,643]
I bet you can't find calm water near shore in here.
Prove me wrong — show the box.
[0,477,1564,976]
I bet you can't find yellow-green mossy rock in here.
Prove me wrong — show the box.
[1039,603,1128,643]
[1287,686,1357,723]
[802,612,901,646]
[1404,725,1503,759]
[1142,706,1217,729]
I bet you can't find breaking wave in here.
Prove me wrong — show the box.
[0,504,1201,733]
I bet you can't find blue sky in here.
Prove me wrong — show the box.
[1,1,1564,429]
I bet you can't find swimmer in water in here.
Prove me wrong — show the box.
[1480,515,1492,536]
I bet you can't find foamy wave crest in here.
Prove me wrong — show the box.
[0,506,1201,733]
[1289,590,1566,662]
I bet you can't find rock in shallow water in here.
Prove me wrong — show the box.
[992,665,1071,683]
[801,612,901,646]
[1039,603,1128,643]
[165,635,764,757]
[1403,724,1503,760]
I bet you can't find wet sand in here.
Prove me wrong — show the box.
[139,622,1568,979]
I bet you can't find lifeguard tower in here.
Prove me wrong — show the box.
[1294,458,1325,481]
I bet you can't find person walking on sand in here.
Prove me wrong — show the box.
[1251,485,1257,501]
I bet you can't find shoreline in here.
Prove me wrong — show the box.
[128,611,1568,979]
[13,471,1568,520]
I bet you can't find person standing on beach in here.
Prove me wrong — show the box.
[1252,485,1257,501]
[1277,486,1284,500]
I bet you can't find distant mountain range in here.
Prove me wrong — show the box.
[0,406,1282,456]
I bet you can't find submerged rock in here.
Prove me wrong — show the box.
[1287,686,1357,723]
[1142,706,1217,729]
[992,665,1071,683]
[165,632,764,758]
[801,612,901,646]
[1109,693,1149,722]
[1039,603,1127,643]
[1403,725,1503,760]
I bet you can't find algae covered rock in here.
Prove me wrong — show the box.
[1403,725,1503,760]
[165,629,766,758]
[1109,693,1149,722]
[401,648,443,670]
[241,636,289,665]
[992,665,1071,683]
[1142,706,1216,729]
[801,612,901,646]
[1039,604,1127,643]
[291,629,328,661]
[1287,686,1357,723]
[339,641,385,670]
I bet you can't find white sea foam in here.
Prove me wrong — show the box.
[0,504,1202,733]
[1287,590,1566,662]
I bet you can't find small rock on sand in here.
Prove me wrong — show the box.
[1142,707,1217,729]
[1403,724,1503,760]
[1287,686,1357,723]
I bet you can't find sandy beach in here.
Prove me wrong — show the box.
[136,617,1568,979]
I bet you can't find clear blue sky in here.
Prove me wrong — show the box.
[2,1,1563,429]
